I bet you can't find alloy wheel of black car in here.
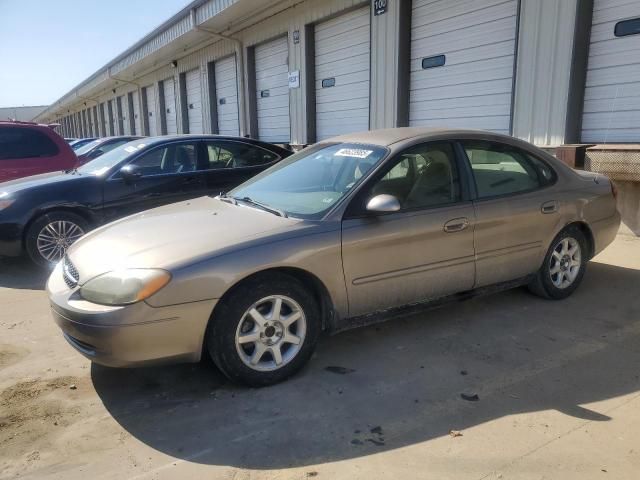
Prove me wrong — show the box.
[25,211,89,268]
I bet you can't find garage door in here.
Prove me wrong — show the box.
[255,36,290,143]
[100,103,107,136]
[162,77,178,135]
[132,90,141,135]
[145,85,158,136]
[82,109,90,136]
[315,7,371,140]
[118,96,128,135]
[215,56,240,136]
[92,107,99,137]
[185,69,203,134]
[582,0,640,142]
[108,100,117,136]
[409,0,518,134]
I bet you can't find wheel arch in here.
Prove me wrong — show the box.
[202,267,338,356]
[22,206,96,247]
[564,221,595,260]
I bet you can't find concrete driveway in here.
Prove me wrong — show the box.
[1,233,639,479]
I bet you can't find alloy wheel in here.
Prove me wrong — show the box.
[235,295,307,372]
[549,237,582,289]
[36,220,85,263]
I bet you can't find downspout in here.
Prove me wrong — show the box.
[190,8,247,136]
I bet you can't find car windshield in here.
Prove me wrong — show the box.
[77,140,149,176]
[74,139,102,155]
[229,143,388,219]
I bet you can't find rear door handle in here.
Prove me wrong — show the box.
[443,217,469,233]
[541,201,558,214]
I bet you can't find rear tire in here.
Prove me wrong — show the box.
[207,273,321,387]
[25,211,89,269]
[528,226,588,300]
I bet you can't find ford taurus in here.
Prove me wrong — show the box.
[47,128,620,386]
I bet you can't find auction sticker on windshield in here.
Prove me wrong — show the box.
[334,148,373,158]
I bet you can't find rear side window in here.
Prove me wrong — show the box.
[205,141,278,170]
[463,141,555,199]
[0,127,59,160]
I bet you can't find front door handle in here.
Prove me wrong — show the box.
[443,217,469,233]
[541,201,558,214]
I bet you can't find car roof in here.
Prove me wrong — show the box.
[141,134,279,145]
[328,127,517,147]
[139,135,291,153]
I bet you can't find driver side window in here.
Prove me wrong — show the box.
[128,142,198,176]
[366,142,461,211]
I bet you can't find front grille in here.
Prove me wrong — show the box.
[62,256,79,289]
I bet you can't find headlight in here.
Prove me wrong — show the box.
[80,269,171,306]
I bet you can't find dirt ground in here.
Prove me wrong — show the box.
[1,233,639,480]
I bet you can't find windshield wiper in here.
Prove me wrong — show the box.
[234,196,287,218]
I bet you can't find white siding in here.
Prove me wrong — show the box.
[409,0,518,134]
[163,78,178,134]
[255,36,291,143]
[132,91,142,136]
[215,56,240,136]
[145,85,158,136]
[185,69,204,134]
[582,0,640,142]
[315,6,371,140]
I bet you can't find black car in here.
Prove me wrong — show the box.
[75,136,141,164]
[0,135,292,267]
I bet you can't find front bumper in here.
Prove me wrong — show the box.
[48,264,217,367]
[0,221,24,257]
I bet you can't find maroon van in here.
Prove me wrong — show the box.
[0,121,78,183]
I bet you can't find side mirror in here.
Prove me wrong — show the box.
[366,194,401,213]
[119,164,143,183]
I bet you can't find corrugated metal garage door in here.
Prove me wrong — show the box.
[87,108,98,137]
[409,0,518,134]
[255,36,290,143]
[118,96,129,135]
[315,7,371,141]
[132,91,141,135]
[100,103,107,136]
[215,56,240,136]
[92,106,99,137]
[163,77,178,134]
[145,85,158,136]
[108,100,116,136]
[582,0,640,142]
[186,69,203,134]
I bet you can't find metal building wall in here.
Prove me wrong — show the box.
[35,0,590,148]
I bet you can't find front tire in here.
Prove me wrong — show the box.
[207,273,321,387]
[25,211,89,269]
[528,226,588,299]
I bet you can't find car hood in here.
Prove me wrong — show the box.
[68,196,309,281]
[0,170,84,193]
